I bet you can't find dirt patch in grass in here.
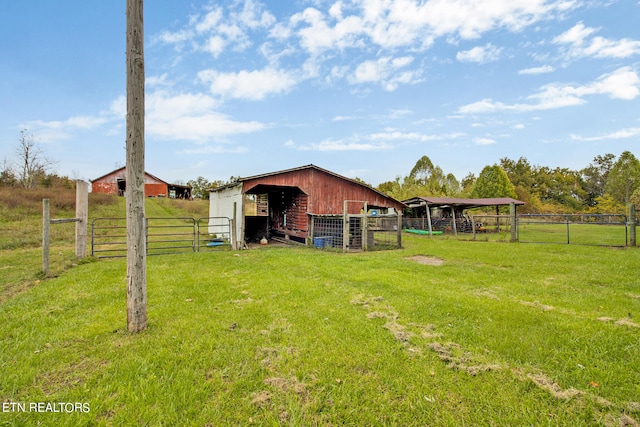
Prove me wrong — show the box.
[525,372,583,401]
[406,255,444,266]
[598,317,640,328]
[614,318,640,328]
[428,342,501,376]
[250,390,272,407]
[264,376,309,396]
[520,300,555,312]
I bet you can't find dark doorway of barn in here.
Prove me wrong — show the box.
[117,178,126,197]
[244,185,309,244]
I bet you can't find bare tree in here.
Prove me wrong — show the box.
[15,130,55,188]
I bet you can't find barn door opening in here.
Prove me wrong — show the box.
[117,178,126,196]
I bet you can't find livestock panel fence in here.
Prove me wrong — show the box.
[309,200,402,252]
[517,214,630,247]
[403,202,637,248]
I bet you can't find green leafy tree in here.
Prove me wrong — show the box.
[471,165,517,199]
[605,151,640,206]
[581,153,615,206]
[0,160,16,187]
[408,155,460,196]
[460,172,476,197]
[630,187,640,208]
[500,157,534,190]
[186,176,227,200]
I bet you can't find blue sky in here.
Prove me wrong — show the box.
[1,0,639,187]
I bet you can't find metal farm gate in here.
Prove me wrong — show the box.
[91,217,232,258]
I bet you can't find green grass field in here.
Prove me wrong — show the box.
[1,190,639,425]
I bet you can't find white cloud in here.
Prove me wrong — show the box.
[474,137,497,145]
[459,67,640,113]
[571,127,640,141]
[159,1,276,57]
[158,29,193,45]
[146,74,172,87]
[519,65,555,75]
[182,145,249,154]
[288,137,392,151]
[349,56,420,90]
[195,8,224,34]
[554,22,640,59]
[145,90,265,142]
[198,67,298,100]
[412,0,578,39]
[285,0,577,57]
[456,44,502,63]
[369,130,465,142]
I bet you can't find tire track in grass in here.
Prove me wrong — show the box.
[351,293,640,426]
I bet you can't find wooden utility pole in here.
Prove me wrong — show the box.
[126,0,147,332]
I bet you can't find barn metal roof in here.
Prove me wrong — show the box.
[210,164,405,207]
[403,196,525,209]
[90,166,168,185]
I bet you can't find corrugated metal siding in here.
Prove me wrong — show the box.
[91,168,169,197]
[92,181,119,194]
[145,183,168,197]
[242,168,403,215]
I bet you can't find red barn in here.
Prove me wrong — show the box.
[91,167,191,199]
[209,164,405,247]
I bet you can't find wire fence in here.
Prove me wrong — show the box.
[310,213,401,252]
[403,212,634,247]
[517,214,629,247]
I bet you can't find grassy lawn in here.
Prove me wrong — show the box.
[1,231,639,425]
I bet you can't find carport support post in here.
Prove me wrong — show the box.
[630,204,636,247]
[450,206,457,235]
[510,202,517,242]
[426,203,433,236]
[75,180,89,258]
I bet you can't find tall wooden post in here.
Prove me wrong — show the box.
[75,180,89,257]
[42,199,50,276]
[343,200,349,253]
[126,0,147,332]
[362,202,368,251]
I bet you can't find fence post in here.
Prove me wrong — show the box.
[42,199,50,276]
[630,204,636,247]
[343,200,349,253]
[566,215,570,244]
[510,202,517,242]
[75,180,89,258]
[362,202,368,251]
[397,210,403,248]
[232,201,238,250]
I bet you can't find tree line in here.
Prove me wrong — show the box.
[3,132,639,213]
[377,152,640,214]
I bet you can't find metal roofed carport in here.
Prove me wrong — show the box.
[403,197,525,235]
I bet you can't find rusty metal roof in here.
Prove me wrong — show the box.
[403,196,525,209]
[210,164,405,208]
